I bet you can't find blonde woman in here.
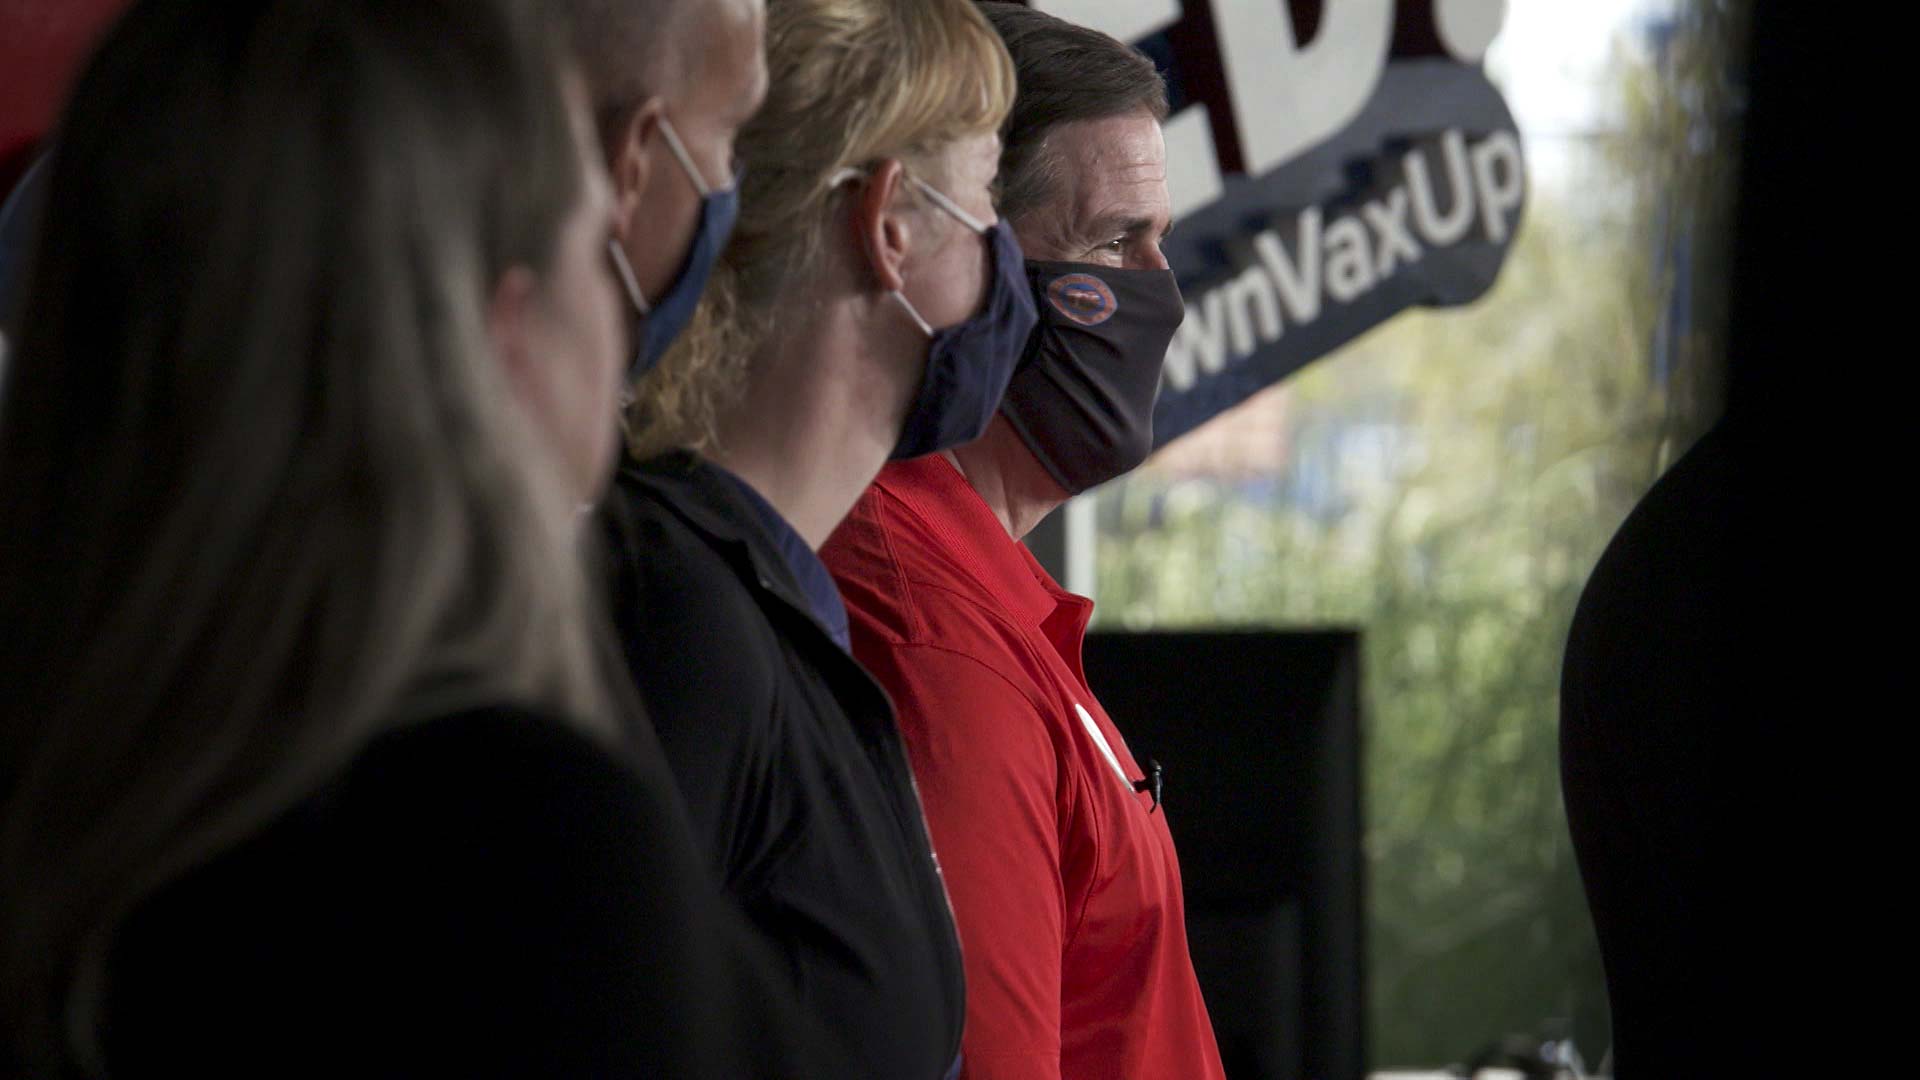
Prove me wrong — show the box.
[0,0,832,1074]
[594,0,1035,1074]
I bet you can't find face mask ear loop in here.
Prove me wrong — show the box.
[656,115,715,197]
[607,238,651,316]
[887,290,936,338]
[907,174,990,234]
[833,166,938,339]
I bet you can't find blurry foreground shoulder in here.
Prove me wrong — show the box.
[104,703,770,1077]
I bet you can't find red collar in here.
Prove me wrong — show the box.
[872,456,1095,666]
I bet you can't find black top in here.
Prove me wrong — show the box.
[104,704,841,1077]
[595,450,965,1079]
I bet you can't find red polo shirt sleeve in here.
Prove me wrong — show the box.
[858,640,1071,1080]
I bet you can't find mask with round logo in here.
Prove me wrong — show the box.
[998,261,1186,494]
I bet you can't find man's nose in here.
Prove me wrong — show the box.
[1133,244,1171,272]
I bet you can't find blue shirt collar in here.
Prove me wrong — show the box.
[707,464,851,652]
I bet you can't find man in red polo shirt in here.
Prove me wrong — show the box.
[820,6,1223,1077]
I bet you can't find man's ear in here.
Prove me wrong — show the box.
[487,265,542,403]
[608,97,667,239]
[849,158,912,294]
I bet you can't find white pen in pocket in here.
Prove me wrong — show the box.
[1074,702,1134,791]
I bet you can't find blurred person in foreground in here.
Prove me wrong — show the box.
[0,0,831,1074]
[820,5,1225,1077]
[595,0,1034,1073]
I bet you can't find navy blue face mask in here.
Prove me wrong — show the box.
[606,115,739,381]
[879,175,1038,461]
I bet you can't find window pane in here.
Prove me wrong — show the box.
[1089,0,1744,1067]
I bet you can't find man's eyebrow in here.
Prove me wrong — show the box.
[1079,213,1167,244]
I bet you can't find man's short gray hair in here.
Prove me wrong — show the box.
[975,2,1170,224]
[553,0,694,150]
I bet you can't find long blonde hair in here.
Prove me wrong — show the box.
[0,0,611,1071]
[626,0,1016,458]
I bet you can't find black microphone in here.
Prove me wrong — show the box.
[1131,758,1163,814]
